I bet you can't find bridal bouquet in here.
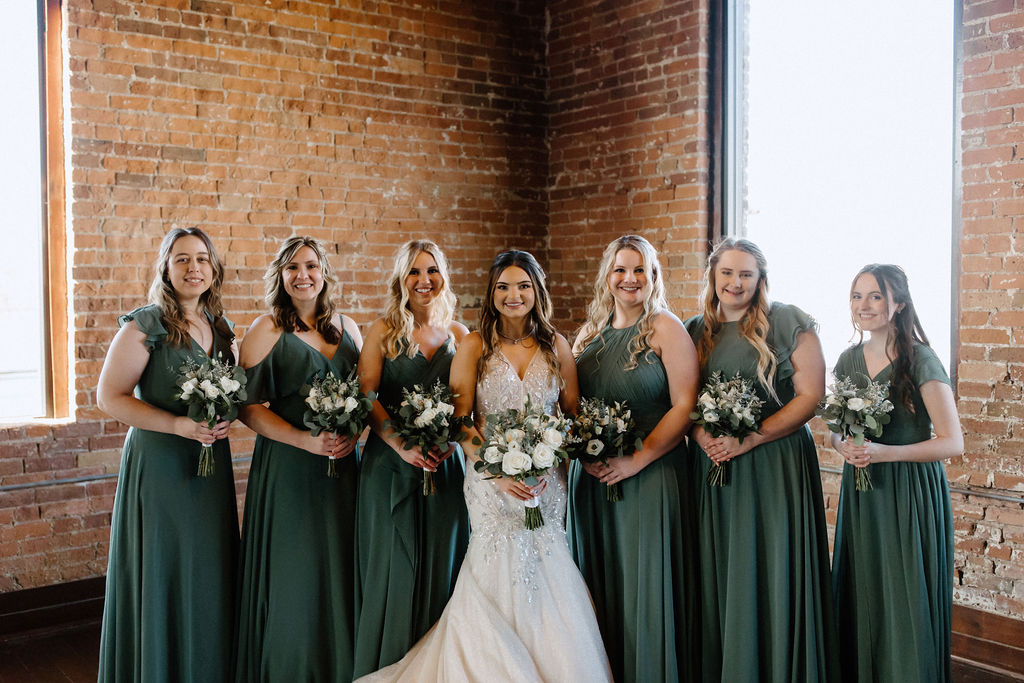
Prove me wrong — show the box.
[689,371,764,487]
[569,397,644,502]
[473,400,573,530]
[384,379,472,496]
[816,375,894,491]
[174,354,248,477]
[301,370,376,478]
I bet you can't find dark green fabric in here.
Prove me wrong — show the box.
[98,305,239,683]
[352,339,469,678]
[567,321,699,683]
[685,303,839,683]
[831,343,953,683]
[234,330,360,683]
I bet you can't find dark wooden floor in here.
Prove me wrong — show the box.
[0,620,1020,682]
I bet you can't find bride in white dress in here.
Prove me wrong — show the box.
[357,250,612,682]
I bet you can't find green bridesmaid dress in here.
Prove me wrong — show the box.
[685,303,839,683]
[567,320,699,683]
[98,305,239,683]
[234,330,360,683]
[352,339,469,677]
[831,343,954,683]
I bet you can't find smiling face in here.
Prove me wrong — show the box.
[166,234,213,300]
[607,247,649,309]
[850,272,898,334]
[405,250,444,309]
[493,265,536,322]
[281,245,324,303]
[714,249,761,320]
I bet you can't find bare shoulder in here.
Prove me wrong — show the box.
[651,309,685,335]
[239,314,282,368]
[363,317,388,345]
[456,330,484,357]
[553,332,574,359]
[450,321,470,344]
[340,314,363,347]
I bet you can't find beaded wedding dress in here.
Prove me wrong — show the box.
[357,351,612,682]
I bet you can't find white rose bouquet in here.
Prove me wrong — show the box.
[816,375,894,491]
[383,379,472,496]
[689,371,764,487]
[473,399,573,530]
[300,369,376,478]
[569,397,644,502]
[174,354,248,477]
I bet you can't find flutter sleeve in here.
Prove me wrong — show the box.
[768,302,819,383]
[911,344,951,388]
[117,304,167,352]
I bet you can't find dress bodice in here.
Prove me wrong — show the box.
[378,338,455,412]
[474,349,559,419]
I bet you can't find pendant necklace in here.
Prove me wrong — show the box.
[498,324,535,345]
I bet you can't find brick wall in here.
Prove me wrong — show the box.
[1,0,1022,626]
[951,0,1024,616]
[1,0,550,591]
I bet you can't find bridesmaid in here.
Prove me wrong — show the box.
[685,237,839,682]
[568,234,701,683]
[234,236,363,682]
[96,227,238,682]
[352,239,470,676]
[831,264,962,682]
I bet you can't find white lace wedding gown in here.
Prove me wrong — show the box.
[357,352,612,682]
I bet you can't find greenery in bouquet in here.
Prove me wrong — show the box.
[816,375,894,491]
[569,397,644,502]
[174,354,248,477]
[473,399,573,530]
[384,379,472,495]
[300,369,376,478]
[689,370,764,487]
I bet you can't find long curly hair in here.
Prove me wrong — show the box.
[696,237,779,402]
[850,263,930,412]
[380,239,458,359]
[574,235,667,370]
[147,227,232,347]
[264,236,340,344]
[478,250,561,386]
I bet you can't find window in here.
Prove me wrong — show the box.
[720,1,956,375]
[0,0,67,420]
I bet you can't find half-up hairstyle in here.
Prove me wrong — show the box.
[382,239,457,359]
[264,236,340,344]
[478,250,562,386]
[574,235,667,370]
[696,237,779,402]
[850,263,930,412]
[147,227,232,347]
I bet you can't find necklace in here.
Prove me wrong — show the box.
[497,324,535,345]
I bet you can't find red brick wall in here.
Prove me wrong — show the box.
[1,0,550,591]
[951,0,1024,616]
[546,0,711,324]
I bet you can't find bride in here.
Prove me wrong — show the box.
[357,250,612,682]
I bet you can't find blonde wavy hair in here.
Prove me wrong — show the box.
[381,239,457,359]
[264,236,340,344]
[478,251,562,387]
[147,227,232,347]
[696,237,779,402]
[574,235,666,370]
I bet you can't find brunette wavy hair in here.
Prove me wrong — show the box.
[147,227,232,347]
[574,235,667,370]
[264,236,340,344]
[478,250,561,385]
[850,263,930,412]
[381,239,458,359]
[696,237,779,402]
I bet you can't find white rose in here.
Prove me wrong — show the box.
[344,396,359,412]
[483,445,503,463]
[502,449,532,475]
[440,402,455,415]
[702,410,719,423]
[585,439,605,456]
[200,379,219,399]
[180,378,198,399]
[219,376,240,395]
[847,397,866,411]
[531,443,556,469]
[541,427,564,448]
[423,398,434,410]
[413,413,431,428]
[320,396,334,412]
[505,428,526,443]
